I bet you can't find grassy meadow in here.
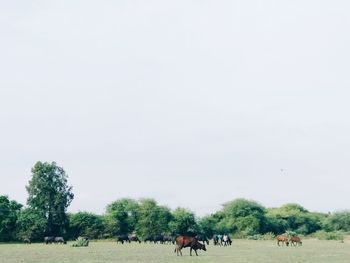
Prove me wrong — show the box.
[0,239,349,263]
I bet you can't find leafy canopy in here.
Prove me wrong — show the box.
[26,161,74,236]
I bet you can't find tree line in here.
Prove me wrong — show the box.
[1,161,349,242]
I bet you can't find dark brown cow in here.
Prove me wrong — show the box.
[174,236,206,256]
[276,235,289,246]
[128,235,141,243]
[290,236,302,246]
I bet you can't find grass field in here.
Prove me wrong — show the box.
[0,239,349,263]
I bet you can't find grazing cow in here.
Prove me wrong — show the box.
[174,236,206,256]
[152,235,164,244]
[228,236,232,246]
[116,235,129,244]
[213,235,219,246]
[44,236,55,244]
[195,235,209,245]
[213,234,224,246]
[276,235,289,246]
[128,235,141,243]
[223,234,232,246]
[144,236,154,243]
[290,236,302,246]
[54,237,66,244]
[163,236,175,244]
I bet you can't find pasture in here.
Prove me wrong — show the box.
[0,239,349,263]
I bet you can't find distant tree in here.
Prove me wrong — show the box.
[0,195,22,241]
[280,203,308,213]
[135,199,172,239]
[266,204,322,235]
[104,198,140,237]
[264,212,288,234]
[219,199,267,236]
[209,211,229,234]
[68,212,104,239]
[198,215,218,237]
[169,208,198,236]
[26,161,74,236]
[16,208,47,242]
[323,211,350,232]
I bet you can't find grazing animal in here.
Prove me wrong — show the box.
[195,235,209,245]
[128,235,141,243]
[174,236,206,256]
[153,235,164,244]
[213,234,224,246]
[276,235,289,246]
[144,236,154,243]
[223,234,232,246]
[54,237,66,244]
[163,236,175,244]
[290,236,302,246]
[213,235,219,246]
[44,236,55,244]
[116,235,129,244]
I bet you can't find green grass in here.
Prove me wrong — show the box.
[0,239,349,263]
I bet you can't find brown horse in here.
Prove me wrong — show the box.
[174,236,206,256]
[290,236,302,246]
[276,235,289,246]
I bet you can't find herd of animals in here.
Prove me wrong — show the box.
[44,236,67,244]
[42,233,302,256]
[115,234,230,246]
[276,235,303,246]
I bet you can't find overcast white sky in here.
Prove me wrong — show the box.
[1,1,350,216]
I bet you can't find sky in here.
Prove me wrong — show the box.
[1,0,350,216]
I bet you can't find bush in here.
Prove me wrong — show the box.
[72,237,89,247]
[323,212,350,232]
[247,232,275,240]
[68,212,105,240]
[284,230,298,238]
[262,232,275,240]
[246,234,262,240]
[313,231,344,240]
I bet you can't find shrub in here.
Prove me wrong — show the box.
[72,237,89,247]
[313,230,344,240]
[247,232,275,240]
[285,230,298,238]
[262,232,275,240]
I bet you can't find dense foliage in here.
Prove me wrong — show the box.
[15,208,47,242]
[26,162,74,236]
[1,195,349,242]
[0,196,22,241]
[68,212,104,240]
[0,161,349,242]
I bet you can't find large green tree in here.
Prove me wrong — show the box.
[26,161,74,236]
[169,208,198,236]
[135,199,172,239]
[68,212,104,239]
[266,204,322,235]
[16,208,47,242]
[0,195,22,241]
[198,213,222,237]
[219,198,267,236]
[104,198,140,237]
[323,211,350,232]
